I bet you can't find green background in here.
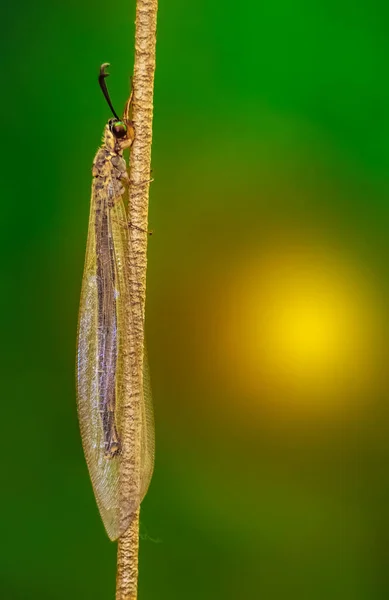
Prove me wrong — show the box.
[2,0,389,598]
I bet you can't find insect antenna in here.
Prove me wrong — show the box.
[98,63,121,121]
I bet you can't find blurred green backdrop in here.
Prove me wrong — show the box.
[1,0,389,598]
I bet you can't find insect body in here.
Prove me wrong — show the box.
[76,64,154,541]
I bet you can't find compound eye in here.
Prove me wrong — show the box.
[111,120,128,139]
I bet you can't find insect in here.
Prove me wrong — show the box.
[76,64,154,541]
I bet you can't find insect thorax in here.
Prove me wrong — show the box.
[92,128,128,183]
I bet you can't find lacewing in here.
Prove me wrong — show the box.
[76,64,154,541]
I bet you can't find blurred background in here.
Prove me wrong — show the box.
[1,0,389,598]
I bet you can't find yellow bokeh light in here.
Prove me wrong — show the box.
[217,243,383,414]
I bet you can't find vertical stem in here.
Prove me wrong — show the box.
[116,0,158,598]
[116,509,140,600]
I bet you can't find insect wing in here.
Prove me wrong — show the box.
[140,347,155,500]
[77,175,139,540]
[77,167,155,540]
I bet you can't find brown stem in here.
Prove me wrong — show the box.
[116,0,158,598]
[116,509,140,600]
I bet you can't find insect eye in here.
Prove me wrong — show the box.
[111,121,128,139]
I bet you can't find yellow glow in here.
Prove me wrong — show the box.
[217,243,383,414]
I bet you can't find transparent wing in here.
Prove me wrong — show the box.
[140,346,155,500]
[77,178,123,540]
[77,171,155,541]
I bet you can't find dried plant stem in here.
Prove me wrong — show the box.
[116,0,158,598]
[116,509,140,600]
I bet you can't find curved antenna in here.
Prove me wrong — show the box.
[98,63,120,121]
